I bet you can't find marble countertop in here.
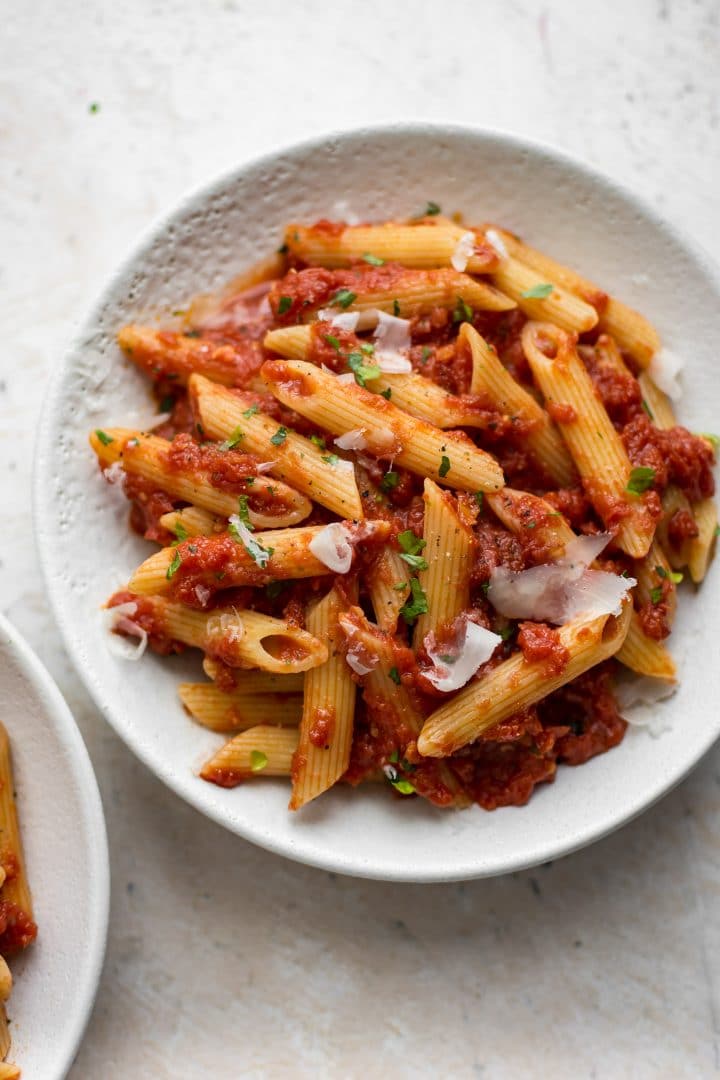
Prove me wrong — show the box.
[2,1,719,1076]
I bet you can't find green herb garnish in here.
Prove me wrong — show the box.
[270,426,288,446]
[656,566,683,584]
[359,342,375,355]
[324,334,341,352]
[243,404,260,418]
[95,429,113,446]
[452,297,473,323]
[332,288,356,309]
[438,454,451,478]
[218,426,244,451]
[171,521,188,544]
[521,283,554,300]
[236,495,253,530]
[250,750,268,772]
[393,299,401,317]
[400,577,429,624]
[277,296,293,315]
[321,454,340,466]
[380,387,392,400]
[310,434,326,449]
[388,667,401,685]
[381,471,399,491]
[650,586,663,604]
[423,201,441,216]
[475,492,484,511]
[626,466,655,494]
[166,550,181,580]
[362,253,385,266]
[641,399,654,420]
[347,352,381,387]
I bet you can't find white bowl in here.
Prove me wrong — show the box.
[34,123,720,882]
[0,613,108,1076]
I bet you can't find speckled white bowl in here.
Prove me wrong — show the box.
[0,613,108,1077]
[34,124,720,881]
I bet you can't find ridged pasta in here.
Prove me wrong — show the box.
[178,683,303,732]
[201,726,299,783]
[414,479,474,644]
[367,547,410,633]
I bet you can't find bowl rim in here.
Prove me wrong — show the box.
[0,612,110,1075]
[33,120,720,882]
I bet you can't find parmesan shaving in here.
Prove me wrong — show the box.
[372,311,412,373]
[450,230,476,272]
[336,372,356,385]
[228,515,273,568]
[615,673,676,736]
[485,228,509,260]
[206,611,244,643]
[308,522,353,573]
[648,347,684,401]
[103,461,126,488]
[317,309,360,331]
[424,619,502,692]
[255,460,277,474]
[103,601,148,661]
[334,429,367,451]
[345,644,377,676]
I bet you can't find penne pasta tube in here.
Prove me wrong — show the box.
[117,325,262,387]
[687,498,718,584]
[418,603,632,757]
[616,613,676,680]
[159,506,221,538]
[414,479,474,643]
[264,324,511,430]
[201,725,300,786]
[522,321,656,557]
[89,428,312,529]
[290,584,358,809]
[110,595,328,673]
[179,683,303,732]
[0,960,11,1005]
[463,324,575,486]
[0,1061,20,1080]
[490,257,598,334]
[656,486,694,570]
[367,547,410,633]
[0,723,34,929]
[189,374,364,519]
[486,488,575,560]
[260,360,505,493]
[128,520,390,596]
[284,222,500,272]
[202,657,304,693]
[637,371,676,430]
[0,1007,9,1063]
[487,226,660,365]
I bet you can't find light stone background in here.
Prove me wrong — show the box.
[2,1,719,1076]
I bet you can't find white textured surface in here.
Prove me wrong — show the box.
[1,1,719,1076]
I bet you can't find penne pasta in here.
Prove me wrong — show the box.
[201,659,304,694]
[487,226,660,365]
[261,359,505,493]
[0,960,11,1005]
[414,479,474,644]
[486,488,575,560]
[127,520,390,597]
[418,603,632,757]
[0,1061,20,1080]
[637,371,676,430]
[687,497,718,584]
[179,683,303,732]
[289,584,358,809]
[118,325,262,387]
[367,547,411,633]
[284,222,500,272]
[159,506,221,538]
[189,374,365,519]
[463,324,575,486]
[490,256,598,334]
[264,324,512,431]
[0,723,33,929]
[616,613,676,680]
[522,321,656,557]
[201,725,300,785]
[0,1008,9,1064]
[109,595,328,673]
[89,428,311,529]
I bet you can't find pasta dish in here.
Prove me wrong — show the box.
[91,211,717,811]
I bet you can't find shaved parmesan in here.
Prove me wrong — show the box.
[103,601,148,661]
[485,228,509,260]
[103,461,126,488]
[194,584,212,606]
[372,311,412,373]
[228,515,273,568]
[615,673,676,736]
[345,645,377,676]
[206,611,244,643]
[488,532,635,623]
[255,460,277,474]
[333,456,355,473]
[317,309,360,331]
[424,619,502,692]
[334,429,367,451]
[309,522,353,573]
[336,372,356,385]
[450,231,476,272]
[649,347,684,401]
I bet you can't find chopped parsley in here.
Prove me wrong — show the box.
[393,299,401,317]
[228,518,274,567]
[641,399,654,420]
[321,453,340,466]
[218,426,244,451]
[381,470,400,491]
[398,530,425,556]
[242,404,260,418]
[656,566,683,584]
[270,426,288,446]
[475,491,484,511]
[400,577,429,623]
[499,624,515,641]
[171,521,188,544]
[380,387,392,400]
[650,586,663,605]
[393,580,409,591]
[166,550,181,580]
[324,334,341,352]
[452,297,473,323]
[388,667,401,685]
[250,750,268,772]
[94,429,113,446]
[423,201,441,216]
[420,346,432,364]
[331,288,356,309]
[236,495,253,530]
[438,454,451,478]
[310,434,326,449]
[626,466,655,494]
[362,253,385,266]
[277,296,293,315]
[159,394,175,413]
[88,101,100,114]
[359,342,375,355]
[521,283,554,300]
[347,352,380,387]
